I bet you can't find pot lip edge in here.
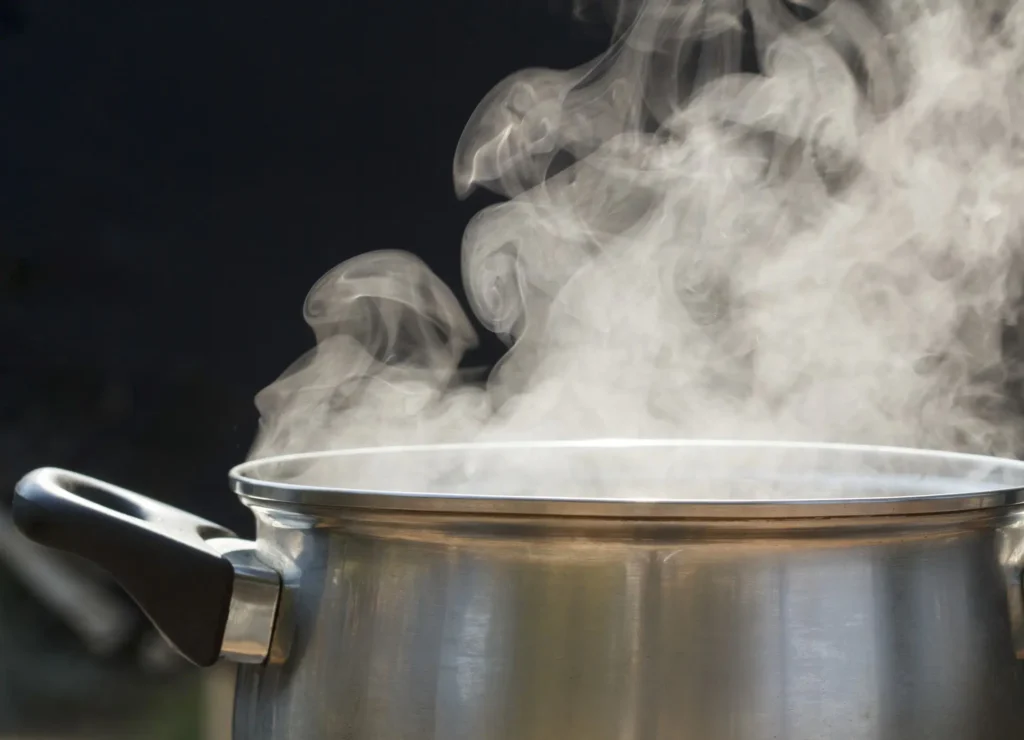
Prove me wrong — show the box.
[233,487,1024,520]
[228,439,1024,520]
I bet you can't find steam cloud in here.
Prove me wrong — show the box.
[249,0,1024,492]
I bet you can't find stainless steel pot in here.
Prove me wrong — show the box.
[14,440,1024,740]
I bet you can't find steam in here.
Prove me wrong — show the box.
[250,0,1024,487]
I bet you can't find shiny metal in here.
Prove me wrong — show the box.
[230,439,1024,517]
[228,499,1024,740]
[21,441,1024,740]
[207,538,281,664]
[222,441,1024,740]
[10,465,283,667]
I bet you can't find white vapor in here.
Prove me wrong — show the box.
[248,0,1024,497]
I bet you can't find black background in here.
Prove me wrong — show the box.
[7,3,1024,733]
[0,0,608,536]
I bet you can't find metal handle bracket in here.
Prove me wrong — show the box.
[13,467,280,667]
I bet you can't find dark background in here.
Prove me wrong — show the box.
[0,6,607,730]
[4,1,1022,736]
[0,0,608,536]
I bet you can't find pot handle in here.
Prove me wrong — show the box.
[12,467,280,668]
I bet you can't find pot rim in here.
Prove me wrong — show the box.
[229,439,1024,519]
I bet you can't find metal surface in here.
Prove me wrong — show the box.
[230,439,1024,517]
[229,498,1024,740]
[208,539,281,664]
[16,441,1024,740]
[11,466,282,667]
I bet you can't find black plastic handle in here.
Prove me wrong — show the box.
[13,467,237,667]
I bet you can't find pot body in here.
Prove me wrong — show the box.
[232,502,1024,740]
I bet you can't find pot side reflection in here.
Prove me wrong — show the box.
[234,506,1024,740]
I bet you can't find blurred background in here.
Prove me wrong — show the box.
[0,0,606,737]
